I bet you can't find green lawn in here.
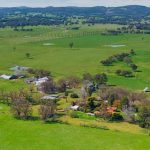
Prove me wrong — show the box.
[0,104,150,150]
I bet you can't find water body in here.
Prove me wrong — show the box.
[43,43,55,46]
[105,45,126,48]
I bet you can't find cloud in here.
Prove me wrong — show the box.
[0,0,150,7]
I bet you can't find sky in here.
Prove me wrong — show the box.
[0,0,150,7]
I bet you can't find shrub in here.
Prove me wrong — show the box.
[69,111,79,118]
[70,93,79,98]
[80,123,109,130]
[110,113,123,121]
[94,73,108,86]
[86,97,100,112]
[82,73,93,81]
[67,76,81,88]
[138,106,150,128]
[130,63,138,71]
[116,70,133,77]
[11,98,32,120]
[28,68,51,78]
[138,121,150,128]
[39,99,56,121]
[41,80,56,94]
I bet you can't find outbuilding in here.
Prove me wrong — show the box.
[41,95,59,100]
[70,105,79,111]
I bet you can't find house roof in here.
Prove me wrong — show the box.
[107,107,117,113]
[0,74,11,80]
[25,77,37,83]
[70,105,79,110]
[41,95,59,100]
[35,77,49,86]
[10,66,29,71]
[143,87,149,92]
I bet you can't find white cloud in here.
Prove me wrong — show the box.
[0,0,150,7]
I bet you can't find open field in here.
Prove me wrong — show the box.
[0,25,150,91]
[0,5,150,150]
[0,24,150,150]
[0,103,150,150]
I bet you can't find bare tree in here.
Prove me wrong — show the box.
[39,99,56,121]
[41,79,56,94]
[57,78,67,92]
[11,96,32,119]
[67,76,81,88]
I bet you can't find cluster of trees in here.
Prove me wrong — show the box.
[39,99,56,121]
[14,26,33,32]
[0,15,65,28]
[41,76,81,94]
[28,68,51,78]
[101,50,138,77]
[0,90,57,121]
[101,52,132,66]
[126,23,150,33]
[10,91,32,120]
[0,67,150,128]
[76,86,150,127]
[82,73,107,84]
[39,72,108,102]
[40,72,108,95]
[0,6,150,28]
[103,23,150,36]
[116,70,133,77]
[81,73,108,98]
[102,87,150,128]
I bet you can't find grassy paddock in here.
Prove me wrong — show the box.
[0,25,150,91]
[0,104,150,150]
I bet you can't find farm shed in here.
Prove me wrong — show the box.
[25,77,37,84]
[10,66,29,72]
[35,77,49,86]
[0,74,11,80]
[70,105,79,111]
[0,74,18,80]
[41,95,59,100]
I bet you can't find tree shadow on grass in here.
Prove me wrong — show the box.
[108,84,117,87]
[135,70,142,73]
[44,119,70,125]
[14,116,40,121]
[28,116,40,121]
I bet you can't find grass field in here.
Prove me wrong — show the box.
[0,25,150,150]
[0,25,150,91]
[0,103,150,150]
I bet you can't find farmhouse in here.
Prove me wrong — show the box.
[35,77,49,86]
[10,66,29,72]
[0,74,18,80]
[41,95,59,100]
[25,77,37,84]
[0,74,11,80]
[70,105,79,111]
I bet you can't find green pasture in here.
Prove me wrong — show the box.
[0,25,150,91]
[0,103,150,150]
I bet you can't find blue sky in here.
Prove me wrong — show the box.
[0,0,150,7]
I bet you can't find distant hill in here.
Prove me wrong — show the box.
[0,5,149,16]
[0,5,149,27]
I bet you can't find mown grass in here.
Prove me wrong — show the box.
[0,103,150,150]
